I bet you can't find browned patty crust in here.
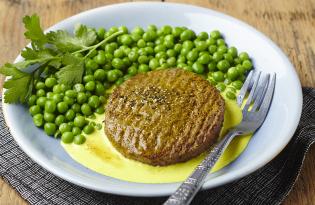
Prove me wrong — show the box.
[104,68,225,166]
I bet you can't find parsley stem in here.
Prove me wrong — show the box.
[72,30,124,57]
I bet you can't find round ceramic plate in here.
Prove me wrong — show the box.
[3,2,302,197]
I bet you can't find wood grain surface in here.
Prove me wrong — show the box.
[0,0,314,204]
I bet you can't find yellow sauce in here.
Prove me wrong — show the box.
[61,97,251,183]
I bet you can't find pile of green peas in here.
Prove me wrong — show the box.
[27,25,253,144]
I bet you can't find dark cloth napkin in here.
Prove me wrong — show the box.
[0,87,314,205]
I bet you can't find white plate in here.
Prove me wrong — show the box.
[3,2,302,197]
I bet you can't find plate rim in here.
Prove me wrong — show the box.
[2,2,303,197]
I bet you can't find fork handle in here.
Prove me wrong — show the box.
[164,130,240,205]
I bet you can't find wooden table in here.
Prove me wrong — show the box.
[0,0,314,204]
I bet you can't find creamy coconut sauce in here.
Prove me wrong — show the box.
[61,96,251,183]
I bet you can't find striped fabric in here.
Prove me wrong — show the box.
[0,88,314,205]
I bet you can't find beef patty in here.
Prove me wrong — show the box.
[104,68,225,166]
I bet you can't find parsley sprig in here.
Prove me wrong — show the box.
[0,14,123,104]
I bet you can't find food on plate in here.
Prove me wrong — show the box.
[1,14,253,155]
[105,68,225,166]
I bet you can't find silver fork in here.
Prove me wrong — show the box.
[164,70,276,205]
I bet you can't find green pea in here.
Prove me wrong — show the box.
[73,84,85,92]
[180,29,195,41]
[239,52,249,61]
[85,81,95,91]
[236,65,246,75]
[154,44,166,53]
[83,124,94,134]
[63,96,75,105]
[44,123,56,136]
[107,69,123,82]
[128,66,138,76]
[197,32,209,40]
[45,100,56,113]
[216,83,226,92]
[213,71,225,82]
[64,90,77,98]
[145,47,154,55]
[216,39,226,46]
[83,75,94,83]
[55,115,66,126]
[172,27,183,37]
[62,132,74,144]
[242,60,253,70]
[36,89,45,97]
[29,105,41,116]
[65,109,75,121]
[224,53,234,63]
[137,39,146,48]
[120,34,133,46]
[197,54,211,64]
[234,57,242,65]
[73,134,86,145]
[138,55,149,64]
[112,58,124,69]
[59,123,72,134]
[81,104,92,116]
[45,77,57,88]
[94,52,106,65]
[226,91,236,100]
[208,45,217,54]
[73,116,86,128]
[46,92,54,99]
[208,62,217,72]
[85,58,98,70]
[217,60,230,72]
[155,51,167,59]
[35,81,45,90]
[132,26,144,36]
[192,62,205,74]
[176,55,186,64]
[32,113,44,127]
[36,97,47,107]
[213,52,223,62]
[143,30,157,42]
[44,112,55,122]
[95,82,105,96]
[177,63,186,68]
[174,44,182,52]
[210,30,221,39]
[76,92,87,104]
[138,64,150,73]
[72,127,81,136]
[232,80,244,90]
[128,51,139,62]
[57,102,68,113]
[228,46,238,57]
[195,40,208,51]
[95,106,105,114]
[88,95,100,108]
[227,67,239,80]
[131,33,141,41]
[217,45,228,54]
[160,25,172,35]
[93,69,106,81]
[206,38,216,46]
[166,57,176,67]
[182,41,194,50]
[97,27,105,39]
[28,95,37,106]
[113,49,125,58]
[186,50,199,61]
